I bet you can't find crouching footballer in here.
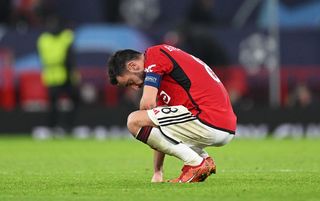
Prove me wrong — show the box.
[107,44,237,183]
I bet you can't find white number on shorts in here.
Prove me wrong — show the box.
[161,107,178,114]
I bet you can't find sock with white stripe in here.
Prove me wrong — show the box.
[136,126,203,166]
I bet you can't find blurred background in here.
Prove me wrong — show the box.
[0,0,319,139]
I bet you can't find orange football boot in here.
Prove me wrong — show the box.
[205,156,216,175]
[167,159,211,183]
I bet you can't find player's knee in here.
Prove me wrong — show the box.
[127,111,139,136]
[127,110,155,137]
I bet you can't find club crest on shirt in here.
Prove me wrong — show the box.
[160,90,171,104]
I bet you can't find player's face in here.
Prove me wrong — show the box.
[116,57,145,90]
[116,71,144,90]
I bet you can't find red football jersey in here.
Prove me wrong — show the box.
[143,44,237,133]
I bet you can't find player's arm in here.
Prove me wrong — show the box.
[151,150,165,182]
[141,86,164,183]
[140,72,161,110]
[140,85,158,110]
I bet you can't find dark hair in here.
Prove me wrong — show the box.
[107,49,141,85]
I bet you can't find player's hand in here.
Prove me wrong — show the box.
[151,171,163,183]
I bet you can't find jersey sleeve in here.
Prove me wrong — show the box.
[143,47,173,88]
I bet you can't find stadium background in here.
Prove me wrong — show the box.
[0,0,319,138]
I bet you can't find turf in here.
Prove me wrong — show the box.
[0,136,319,201]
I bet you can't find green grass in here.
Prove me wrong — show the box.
[0,136,319,201]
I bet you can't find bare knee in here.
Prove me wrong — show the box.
[127,111,140,136]
[127,110,155,137]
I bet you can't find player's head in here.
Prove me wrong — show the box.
[107,49,145,90]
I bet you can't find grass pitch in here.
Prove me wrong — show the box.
[0,136,319,201]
